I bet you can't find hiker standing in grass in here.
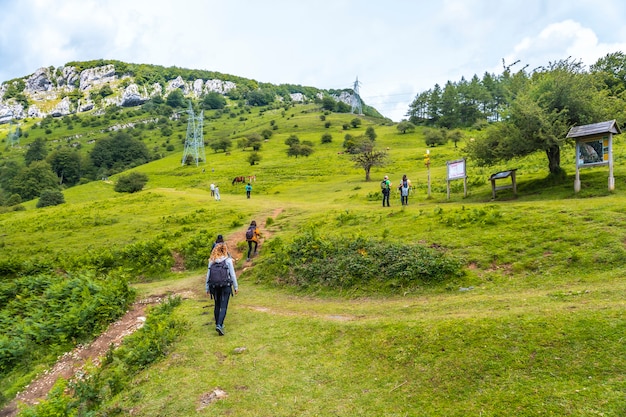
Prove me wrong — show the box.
[206,242,238,336]
[398,174,411,206]
[245,182,252,199]
[381,175,391,207]
[214,184,221,201]
[245,220,261,261]
[210,183,215,197]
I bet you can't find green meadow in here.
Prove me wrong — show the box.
[1,103,625,416]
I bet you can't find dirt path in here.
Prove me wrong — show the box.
[0,209,281,417]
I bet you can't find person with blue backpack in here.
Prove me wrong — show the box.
[205,242,238,336]
[398,174,412,206]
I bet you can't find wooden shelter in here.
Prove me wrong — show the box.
[566,120,621,192]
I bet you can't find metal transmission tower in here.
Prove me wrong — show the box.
[350,77,363,115]
[181,102,206,166]
[6,120,20,147]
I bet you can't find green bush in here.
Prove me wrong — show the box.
[114,172,148,193]
[36,189,65,208]
[252,232,464,294]
[0,271,134,379]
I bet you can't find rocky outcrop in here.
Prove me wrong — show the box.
[121,84,148,106]
[166,76,186,95]
[28,105,42,118]
[79,64,116,91]
[204,79,235,95]
[50,97,72,117]
[78,100,94,112]
[25,68,53,93]
[0,62,328,124]
[0,103,25,123]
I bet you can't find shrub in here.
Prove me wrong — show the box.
[36,189,65,208]
[114,172,148,193]
[321,133,332,144]
[252,232,464,294]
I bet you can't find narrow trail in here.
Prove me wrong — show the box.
[0,209,282,417]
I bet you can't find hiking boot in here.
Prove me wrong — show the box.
[216,325,224,336]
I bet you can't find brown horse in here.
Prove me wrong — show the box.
[232,176,246,185]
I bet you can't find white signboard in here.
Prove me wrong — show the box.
[447,159,466,180]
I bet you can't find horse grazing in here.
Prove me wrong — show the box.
[232,176,246,185]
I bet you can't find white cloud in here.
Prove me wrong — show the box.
[505,20,626,71]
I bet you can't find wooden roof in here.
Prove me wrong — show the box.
[566,120,621,139]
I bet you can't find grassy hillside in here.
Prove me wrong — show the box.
[1,102,625,416]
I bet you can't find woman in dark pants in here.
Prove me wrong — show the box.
[205,242,238,335]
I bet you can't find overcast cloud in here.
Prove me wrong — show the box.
[1,0,626,121]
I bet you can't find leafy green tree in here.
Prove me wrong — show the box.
[24,138,48,166]
[237,137,250,150]
[590,51,626,95]
[247,152,262,166]
[424,128,447,147]
[449,129,463,148]
[322,96,336,111]
[247,134,263,151]
[6,193,22,206]
[466,58,607,175]
[299,144,314,157]
[352,141,388,181]
[202,92,227,109]
[166,89,186,108]
[350,118,362,128]
[284,135,300,147]
[48,148,82,185]
[336,101,350,113]
[209,137,232,153]
[261,129,273,139]
[246,89,275,106]
[397,121,416,134]
[90,132,151,172]
[365,126,377,141]
[36,189,65,208]
[9,161,59,201]
[114,172,148,193]
[286,144,301,158]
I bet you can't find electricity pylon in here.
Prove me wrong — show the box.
[6,120,20,148]
[181,102,205,166]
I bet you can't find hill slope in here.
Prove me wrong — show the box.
[0,86,625,416]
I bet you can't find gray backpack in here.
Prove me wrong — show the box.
[208,261,231,288]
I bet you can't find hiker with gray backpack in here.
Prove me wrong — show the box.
[205,241,238,336]
[245,220,261,261]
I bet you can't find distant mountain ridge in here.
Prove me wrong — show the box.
[0,60,380,124]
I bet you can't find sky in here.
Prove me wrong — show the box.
[1,0,626,121]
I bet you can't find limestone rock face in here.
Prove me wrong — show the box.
[204,79,235,94]
[166,76,186,95]
[25,68,53,93]
[0,103,25,123]
[28,104,42,118]
[121,84,148,106]
[50,97,72,117]
[0,62,297,124]
[192,79,204,97]
[79,64,116,91]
